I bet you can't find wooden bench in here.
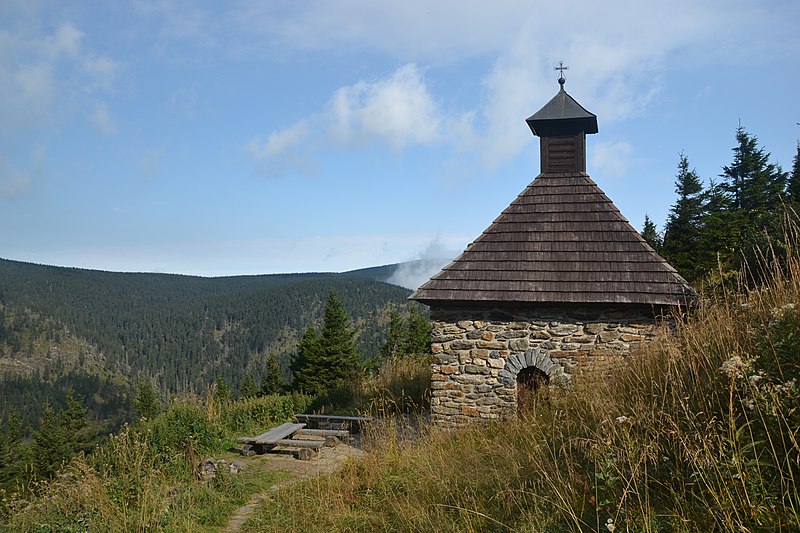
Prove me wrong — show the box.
[237,422,333,460]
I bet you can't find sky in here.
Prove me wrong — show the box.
[2,1,799,287]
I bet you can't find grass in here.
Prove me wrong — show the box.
[6,240,800,531]
[242,246,800,531]
[3,393,311,532]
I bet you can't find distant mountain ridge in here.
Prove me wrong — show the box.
[0,257,419,428]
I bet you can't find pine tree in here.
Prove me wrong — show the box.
[720,126,788,273]
[260,354,285,395]
[133,378,160,419]
[317,290,362,383]
[291,327,323,394]
[25,390,96,478]
[788,141,800,204]
[696,179,736,276]
[0,408,27,492]
[291,291,362,394]
[378,303,431,360]
[403,304,431,355]
[32,402,71,479]
[214,377,231,402]
[239,374,260,398]
[641,214,662,252]
[662,154,706,281]
[721,126,787,214]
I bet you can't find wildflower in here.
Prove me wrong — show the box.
[720,355,750,380]
[614,415,630,424]
[606,518,616,532]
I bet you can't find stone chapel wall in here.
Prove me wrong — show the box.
[429,306,663,428]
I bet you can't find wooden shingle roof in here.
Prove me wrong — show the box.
[410,172,697,307]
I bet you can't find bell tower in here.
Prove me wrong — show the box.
[525,64,598,174]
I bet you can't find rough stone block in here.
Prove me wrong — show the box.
[566,335,595,344]
[461,406,479,417]
[598,331,620,342]
[549,324,579,336]
[454,374,485,384]
[477,340,506,349]
[487,357,504,368]
[440,365,458,375]
[457,320,474,330]
[498,330,527,339]
[464,364,491,375]
[450,340,475,350]
[509,338,530,351]
[584,323,607,334]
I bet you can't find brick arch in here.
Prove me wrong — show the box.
[498,348,571,388]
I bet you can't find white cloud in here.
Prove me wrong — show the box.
[245,121,310,160]
[0,153,37,200]
[238,1,777,173]
[89,102,116,135]
[0,18,120,137]
[245,64,449,173]
[83,56,119,91]
[328,64,442,150]
[138,147,165,181]
[387,237,459,290]
[590,140,635,178]
[44,23,83,59]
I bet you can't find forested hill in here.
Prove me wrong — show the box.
[0,258,411,427]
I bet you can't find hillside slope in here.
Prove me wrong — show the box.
[0,258,413,426]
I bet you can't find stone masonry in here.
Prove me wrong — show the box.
[429,306,662,428]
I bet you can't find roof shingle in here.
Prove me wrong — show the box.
[410,172,697,307]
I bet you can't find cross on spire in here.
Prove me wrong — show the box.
[554,61,569,87]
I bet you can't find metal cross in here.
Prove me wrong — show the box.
[554,61,569,79]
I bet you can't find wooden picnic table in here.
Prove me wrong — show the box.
[294,413,374,434]
[236,421,349,460]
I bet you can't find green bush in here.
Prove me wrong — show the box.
[222,392,313,434]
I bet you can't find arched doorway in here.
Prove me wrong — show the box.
[517,366,549,416]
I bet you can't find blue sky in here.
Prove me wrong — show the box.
[2,1,799,286]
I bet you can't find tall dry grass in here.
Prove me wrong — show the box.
[246,238,800,531]
[4,393,312,531]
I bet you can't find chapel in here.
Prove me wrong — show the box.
[410,72,696,428]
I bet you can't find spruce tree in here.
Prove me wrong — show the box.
[719,126,788,273]
[317,290,361,383]
[403,304,431,355]
[378,303,431,360]
[260,354,285,395]
[0,408,27,492]
[788,141,800,204]
[32,403,66,479]
[133,378,160,419]
[662,154,705,281]
[291,291,362,394]
[696,179,736,275]
[291,327,323,394]
[31,395,92,480]
[641,214,662,252]
[239,375,260,398]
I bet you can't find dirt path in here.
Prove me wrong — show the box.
[221,443,365,532]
